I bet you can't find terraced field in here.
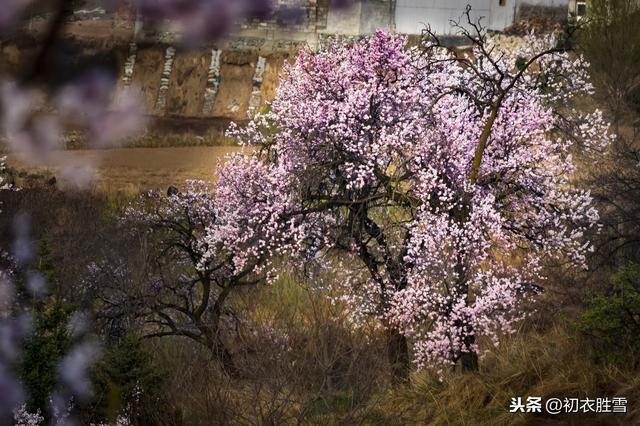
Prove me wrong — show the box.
[6,146,244,192]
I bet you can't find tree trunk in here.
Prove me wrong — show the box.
[205,327,241,377]
[459,351,478,372]
[387,327,410,383]
[458,332,479,372]
[211,339,242,377]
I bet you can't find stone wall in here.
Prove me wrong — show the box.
[359,0,394,34]
[517,1,569,21]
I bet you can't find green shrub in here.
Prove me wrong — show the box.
[578,0,640,118]
[86,335,165,424]
[18,301,73,415]
[579,263,640,365]
[17,239,74,416]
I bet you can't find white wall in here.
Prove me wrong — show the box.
[395,0,494,35]
[489,0,517,31]
[521,0,567,6]
[325,1,363,35]
[394,0,568,35]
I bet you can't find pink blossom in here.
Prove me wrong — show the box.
[215,31,610,369]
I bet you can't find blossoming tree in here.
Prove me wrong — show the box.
[214,24,609,379]
[112,180,293,374]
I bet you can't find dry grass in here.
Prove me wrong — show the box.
[134,269,640,425]
[143,281,640,425]
[377,325,640,426]
[2,169,638,425]
[145,275,390,425]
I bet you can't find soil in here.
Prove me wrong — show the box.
[211,51,258,120]
[5,146,244,192]
[1,32,293,122]
[165,49,209,117]
[130,46,165,112]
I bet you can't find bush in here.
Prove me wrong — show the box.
[16,239,74,417]
[578,0,640,120]
[579,264,640,365]
[84,335,165,425]
[18,301,73,416]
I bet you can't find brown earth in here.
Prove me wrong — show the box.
[263,54,289,102]
[5,146,244,193]
[211,51,258,119]
[165,49,209,117]
[130,46,165,112]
